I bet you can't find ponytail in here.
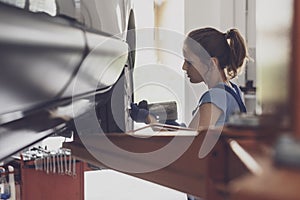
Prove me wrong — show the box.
[225,29,248,78]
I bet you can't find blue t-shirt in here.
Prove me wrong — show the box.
[194,82,244,126]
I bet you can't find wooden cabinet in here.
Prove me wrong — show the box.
[20,159,89,200]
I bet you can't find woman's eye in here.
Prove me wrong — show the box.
[186,60,192,66]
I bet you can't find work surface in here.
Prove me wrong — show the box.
[63,124,298,199]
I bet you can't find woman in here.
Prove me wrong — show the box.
[131,27,248,128]
[130,27,248,200]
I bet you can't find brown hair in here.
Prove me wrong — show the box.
[186,27,248,78]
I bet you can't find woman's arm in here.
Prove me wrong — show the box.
[145,114,158,124]
[188,103,223,129]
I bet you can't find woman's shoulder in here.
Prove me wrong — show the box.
[199,82,239,107]
[200,84,227,101]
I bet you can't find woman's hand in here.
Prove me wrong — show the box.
[130,100,150,123]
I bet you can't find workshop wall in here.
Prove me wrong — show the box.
[184,0,256,123]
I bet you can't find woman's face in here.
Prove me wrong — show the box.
[182,45,209,84]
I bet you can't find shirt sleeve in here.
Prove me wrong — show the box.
[199,88,227,115]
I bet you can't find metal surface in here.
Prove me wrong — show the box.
[0,3,85,116]
[0,110,67,162]
[0,0,135,161]
[0,2,129,123]
[62,31,128,97]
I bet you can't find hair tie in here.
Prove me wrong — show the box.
[225,30,232,39]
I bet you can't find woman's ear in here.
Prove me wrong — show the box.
[208,57,219,71]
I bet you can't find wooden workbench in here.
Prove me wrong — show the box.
[63,124,276,199]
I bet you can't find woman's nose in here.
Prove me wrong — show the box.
[182,62,187,71]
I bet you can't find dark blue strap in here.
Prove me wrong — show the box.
[215,83,247,113]
[193,82,247,115]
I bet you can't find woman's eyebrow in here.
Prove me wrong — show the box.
[185,59,193,65]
